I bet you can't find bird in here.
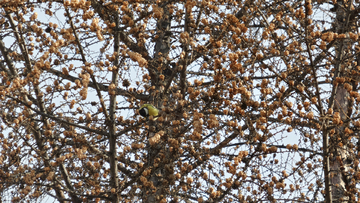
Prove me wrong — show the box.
[139,104,159,118]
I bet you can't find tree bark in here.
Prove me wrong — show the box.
[144,3,171,203]
[328,0,355,202]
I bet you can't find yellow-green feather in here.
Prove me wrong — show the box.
[140,104,159,117]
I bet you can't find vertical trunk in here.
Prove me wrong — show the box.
[328,0,354,202]
[330,85,350,202]
[144,3,171,203]
[109,23,121,203]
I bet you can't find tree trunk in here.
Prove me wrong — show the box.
[143,3,171,203]
[328,0,355,202]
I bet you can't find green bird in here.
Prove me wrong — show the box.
[139,104,159,118]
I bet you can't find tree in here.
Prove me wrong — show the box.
[1,0,360,202]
